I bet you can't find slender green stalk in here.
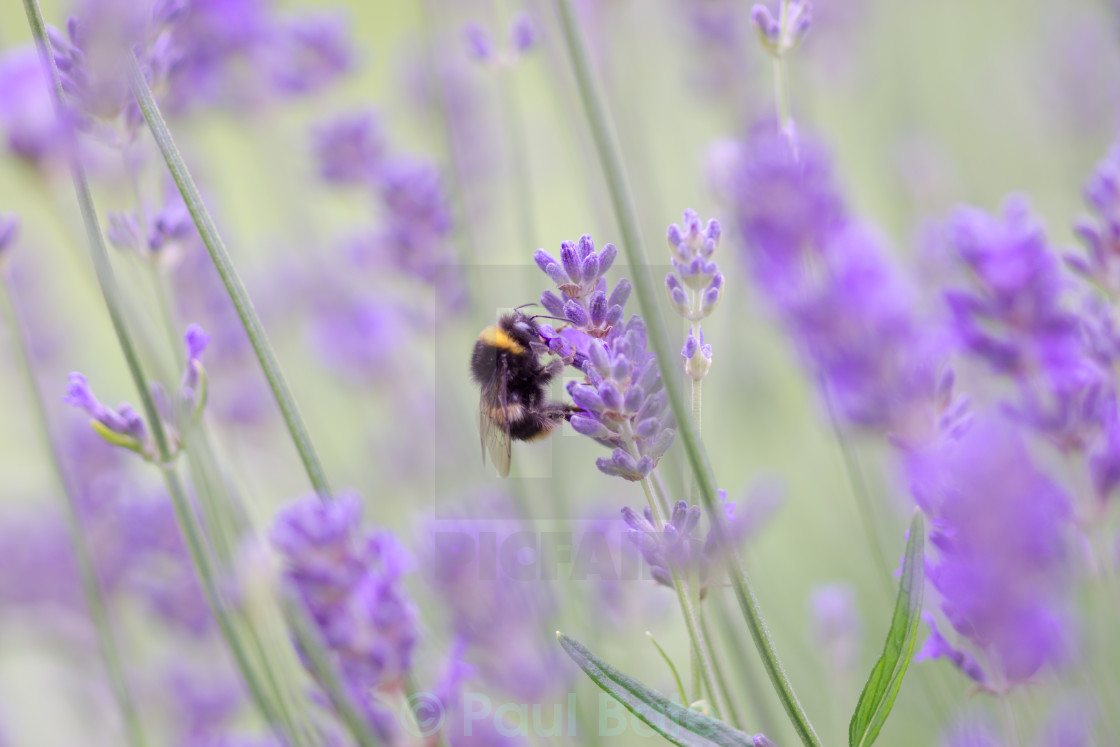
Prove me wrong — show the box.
[20,6,323,743]
[0,275,147,747]
[552,2,820,743]
[772,1,791,129]
[700,603,746,730]
[124,53,332,501]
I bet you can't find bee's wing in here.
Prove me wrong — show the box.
[478,359,513,478]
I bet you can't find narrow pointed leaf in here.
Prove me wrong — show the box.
[848,511,926,747]
[558,633,753,746]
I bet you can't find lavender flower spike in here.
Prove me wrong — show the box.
[63,373,153,457]
[535,234,627,339]
[665,209,724,322]
[563,315,674,481]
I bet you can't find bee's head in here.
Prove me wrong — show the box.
[498,309,540,348]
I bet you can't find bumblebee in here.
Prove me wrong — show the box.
[470,310,577,477]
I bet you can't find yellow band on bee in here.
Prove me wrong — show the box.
[478,326,525,354]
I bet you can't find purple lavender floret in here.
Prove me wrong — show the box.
[270,493,418,736]
[463,23,495,63]
[1071,138,1120,291]
[63,372,153,456]
[535,234,627,340]
[311,110,385,185]
[565,315,674,481]
[905,413,1073,686]
[914,614,988,686]
[944,195,1107,451]
[508,12,539,54]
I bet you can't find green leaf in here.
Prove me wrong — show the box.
[848,511,927,747]
[557,633,754,747]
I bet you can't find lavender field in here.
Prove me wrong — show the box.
[0,0,1118,745]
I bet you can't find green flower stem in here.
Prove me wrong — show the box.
[20,5,310,742]
[0,275,147,747]
[773,0,791,130]
[125,52,333,502]
[552,2,820,743]
[700,602,746,731]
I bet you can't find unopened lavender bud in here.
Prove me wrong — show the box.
[577,233,595,259]
[534,248,558,274]
[788,0,813,48]
[635,417,661,439]
[666,274,691,317]
[611,355,630,382]
[598,243,618,275]
[118,403,148,444]
[463,23,495,62]
[698,276,723,318]
[588,340,611,374]
[622,385,645,414]
[571,415,612,439]
[598,382,623,411]
[607,278,631,310]
[597,449,639,480]
[605,304,624,326]
[581,252,600,283]
[560,241,582,282]
[753,735,778,747]
[569,382,606,412]
[750,5,782,54]
[509,11,538,54]
[704,218,720,245]
[564,300,589,327]
[540,290,565,317]
[589,292,608,326]
[682,332,699,360]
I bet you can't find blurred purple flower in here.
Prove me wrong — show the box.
[259,13,353,96]
[311,110,386,185]
[270,493,417,738]
[306,295,406,385]
[905,413,1073,686]
[421,500,570,701]
[0,46,72,169]
[946,195,1107,452]
[808,582,861,674]
[716,120,942,436]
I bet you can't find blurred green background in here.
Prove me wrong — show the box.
[0,0,1117,744]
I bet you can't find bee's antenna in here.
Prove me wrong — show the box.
[529,314,571,325]
[514,302,538,311]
